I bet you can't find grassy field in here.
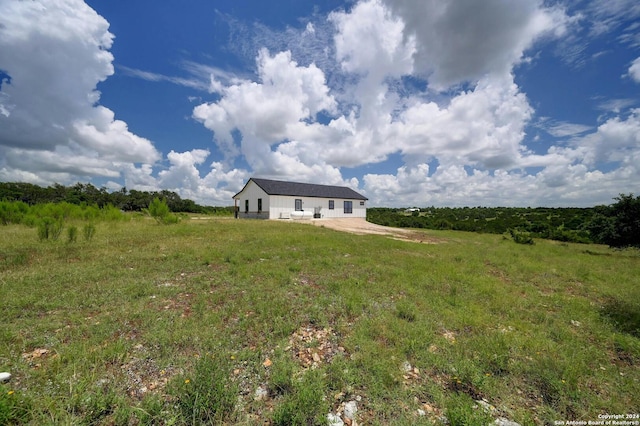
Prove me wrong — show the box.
[1,217,638,425]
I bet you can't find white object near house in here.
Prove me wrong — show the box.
[233,178,368,220]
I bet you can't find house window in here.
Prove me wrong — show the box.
[245,199,249,213]
[344,200,353,214]
[329,200,334,210]
[258,198,262,213]
[295,199,302,211]
[360,201,365,205]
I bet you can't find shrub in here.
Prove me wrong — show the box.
[148,197,169,219]
[83,223,96,241]
[508,228,534,245]
[37,217,64,241]
[147,198,179,225]
[433,218,453,230]
[586,194,640,248]
[160,213,180,225]
[67,225,78,243]
[101,204,125,221]
[0,201,28,225]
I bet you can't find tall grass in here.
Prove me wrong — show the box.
[0,201,127,226]
[0,219,638,424]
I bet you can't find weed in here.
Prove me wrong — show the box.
[1,219,638,423]
[0,249,29,269]
[68,386,121,424]
[445,393,492,425]
[272,369,328,426]
[600,298,640,337]
[170,355,237,423]
[0,386,31,425]
[396,301,417,322]
[134,394,168,425]
[268,351,295,396]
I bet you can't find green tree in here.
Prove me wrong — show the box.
[586,194,640,248]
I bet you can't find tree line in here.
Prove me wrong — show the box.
[367,194,640,248]
[0,182,233,215]
[2,182,638,248]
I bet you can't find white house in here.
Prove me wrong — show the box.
[233,178,368,219]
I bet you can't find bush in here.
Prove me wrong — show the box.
[37,217,64,241]
[0,201,28,225]
[67,225,78,243]
[83,223,96,241]
[147,198,179,225]
[586,194,640,248]
[508,228,534,245]
[433,218,453,230]
[100,204,125,221]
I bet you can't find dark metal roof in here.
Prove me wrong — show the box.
[234,178,367,200]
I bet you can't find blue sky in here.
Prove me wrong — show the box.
[1,0,639,207]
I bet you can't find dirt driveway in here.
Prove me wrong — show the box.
[308,218,440,243]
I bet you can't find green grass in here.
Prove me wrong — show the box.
[1,218,639,425]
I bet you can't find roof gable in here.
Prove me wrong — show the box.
[234,178,367,200]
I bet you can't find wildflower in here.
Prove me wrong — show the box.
[185,379,190,384]
[7,390,14,395]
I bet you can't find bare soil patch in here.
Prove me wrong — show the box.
[308,218,441,243]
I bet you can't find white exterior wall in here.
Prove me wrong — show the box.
[235,182,269,219]
[268,195,366,219]
[234,180,367,219]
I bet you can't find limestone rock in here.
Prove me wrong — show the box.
[344,400,358,420]
[327,413,344,426]
[494,417,522,426]
[253,385,268,401]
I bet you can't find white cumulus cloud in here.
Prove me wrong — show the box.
[1,0,638,209]
[629,57,640,83]
[0,0,160,183]
[380,0,570,89]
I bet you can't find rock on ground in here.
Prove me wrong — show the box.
[494,417,522,426]
[327,413,344,426]
[344,400,358,420]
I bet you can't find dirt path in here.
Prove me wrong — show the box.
[308,218,440,243]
